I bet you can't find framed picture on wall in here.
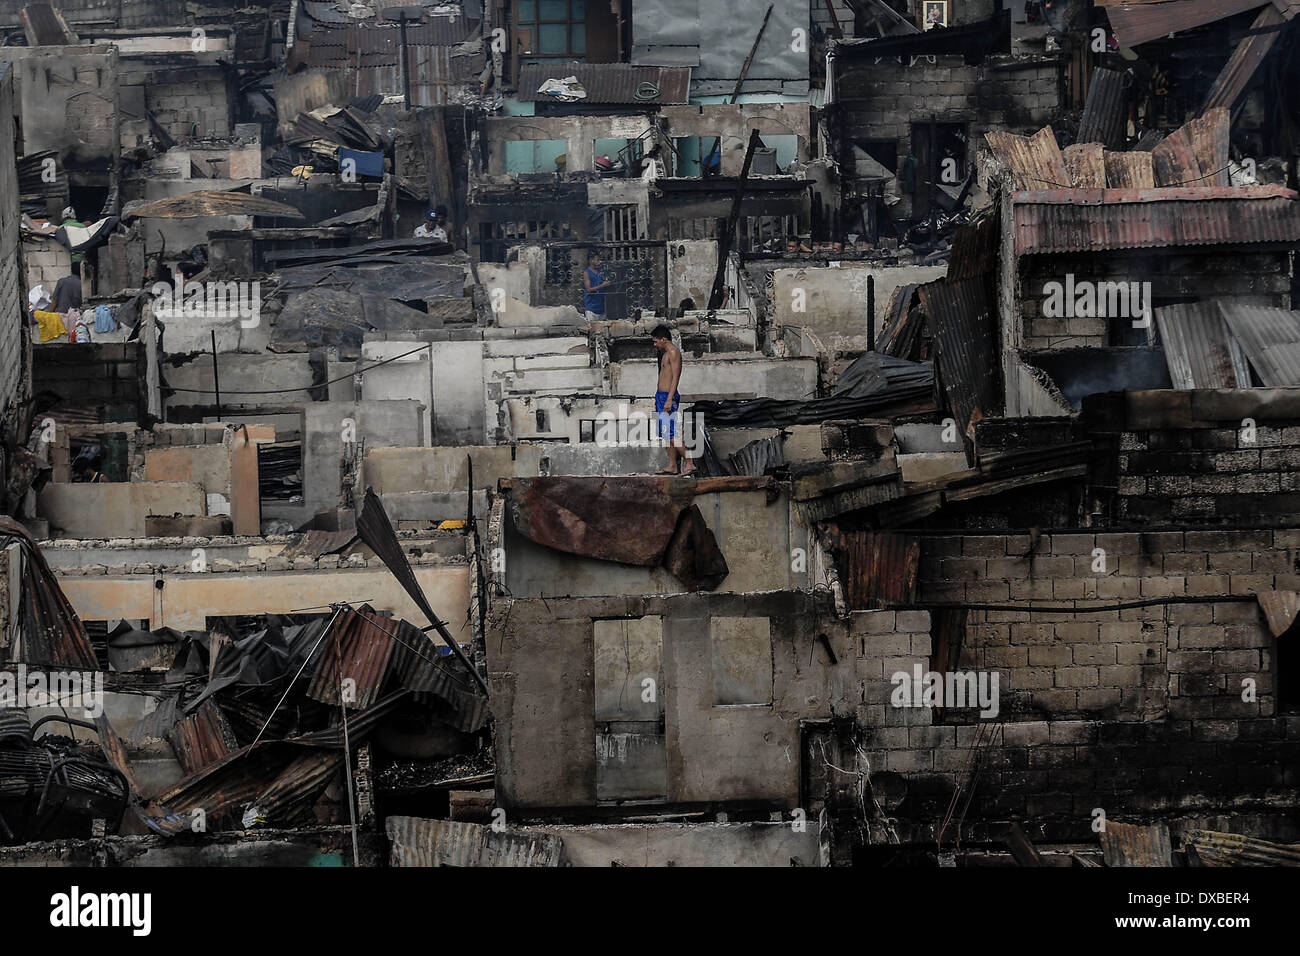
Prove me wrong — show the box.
[923,0,948,29]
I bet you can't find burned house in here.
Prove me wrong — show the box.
[0,0,1298,881]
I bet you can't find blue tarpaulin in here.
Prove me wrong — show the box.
[339,148,385,178]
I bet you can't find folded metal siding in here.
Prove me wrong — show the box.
[1154,301,1247,389]
[1220,304,1300,386]
[1011,187,1300,254]
[307,606,397,709]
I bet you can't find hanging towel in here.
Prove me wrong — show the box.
[94,304,116,333]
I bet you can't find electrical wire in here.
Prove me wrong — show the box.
[162,342,431,396]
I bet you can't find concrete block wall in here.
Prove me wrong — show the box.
[23,240,73,296]
[1018,251,1291,349]
[1114,422,1300,526]
[146,76,232,141]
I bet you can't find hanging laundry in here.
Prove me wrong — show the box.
[94,304,116,334]
[33,309,67,342]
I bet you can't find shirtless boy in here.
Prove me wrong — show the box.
[651,325,695,476]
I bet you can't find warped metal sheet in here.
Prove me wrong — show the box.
[388,619,488,733]
[169,699,238,776]
[918,276,1000,436]
[1220,304,1300,386]
[1076,69,1128,149]
[280,529,358,560]
[1063,143,1107,188]
[1101,0,1269,49]
[386,816,563,867]
[986,127,1070,191]
[0,517,97,669]
[517,63,691,104]
[1154,301,1248,388]
[1187,829,1300,866]
[307,605,397,710]
[947,211,999,279]
[1102,150,1155,188]
[1256,590,1300,637]
[1011,186,1300,254]
[1152,108,1230,187]
[1204,4,1288,115]
[1101,820,1174,866]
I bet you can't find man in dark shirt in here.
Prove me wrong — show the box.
[582,253,610,321]
[51,273,82,312]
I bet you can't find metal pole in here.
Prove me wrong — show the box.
[399,13,411,110]
[867,274,875,352]
[210,329,222,419]
[334,627,360,867]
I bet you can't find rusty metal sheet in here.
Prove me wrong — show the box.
[1187,828,1300,865]
[1204,4,1288,115]
[1076,69,1128,150]
[918,276,1000,438]
[0,517,97,669]
[985,126,1070,191]
[839,531,920,608]
[1102,150,1155,188]
[307,605,397,710]
[507,476,699,567]
[517,63,691,105]
[386,816,563,867]
[1152,108,1230,187]
[125,190,305,220]
[1256,590,1300,637]
[947,209,999,280]
[1011,186,1300,254]
[169,699,239,775]
[1063,143,1107,188]
[1101,0,1270,49]
[1100,820,1174,866]
[1154,302,1248,389]
[1220,304,1300,386]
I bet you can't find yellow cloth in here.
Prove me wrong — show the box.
[33,309,67,342]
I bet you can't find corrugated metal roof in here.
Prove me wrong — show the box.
[1154,301,1248,389]
[297,19,484,105]
[386,816,564,867]
[1011,186,1300,255]
[0,517,97,670]
[1220,304,1300,386]
[388,618,489,733]
[1076,68,1127,149]
[918,276,1000,437]
[948,209,1000,279]
[1100,0,1268,49]
[516,63,691,105]
[307,606,397,710]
